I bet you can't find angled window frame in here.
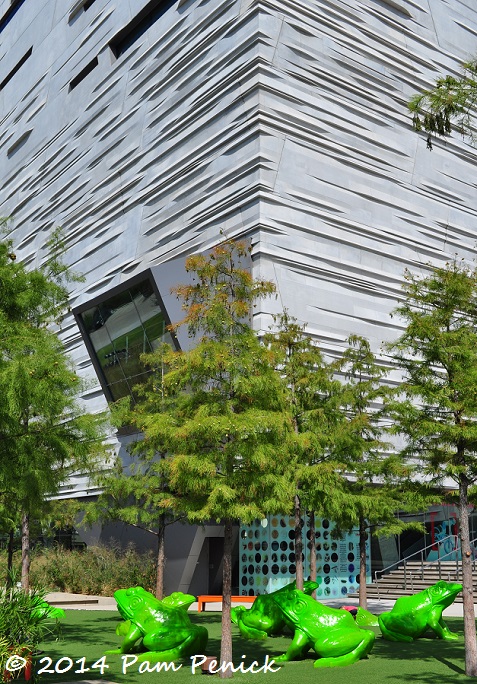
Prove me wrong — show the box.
[73,269,180,403]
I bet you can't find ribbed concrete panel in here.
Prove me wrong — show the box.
[1,0,477,495]
[254,0,477,350]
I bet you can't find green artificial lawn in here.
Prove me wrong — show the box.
[33,611,472,684]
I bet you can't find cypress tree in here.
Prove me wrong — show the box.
[123,239,291,676]
[387,261,477,677]
[0,231,106,588]
[264,312,346,590]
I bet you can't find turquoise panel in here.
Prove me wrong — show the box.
[239,515,370,598]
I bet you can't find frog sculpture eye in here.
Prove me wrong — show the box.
[294,598,307,614]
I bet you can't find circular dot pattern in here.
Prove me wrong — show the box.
[239,516,369,597]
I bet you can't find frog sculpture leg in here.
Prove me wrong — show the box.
[271,589,375,668]
[108,587,208,662]
[231,580,319,640]
[378,580,462,642]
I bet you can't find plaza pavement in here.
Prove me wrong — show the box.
[45,592,470,617]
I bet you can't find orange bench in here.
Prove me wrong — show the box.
[197,595,256,612]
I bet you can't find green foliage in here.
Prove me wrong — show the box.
[121,238,291,672]
[0,235,106,512]
[0,580,61,680]
[0,232,107,587]
[154,333,291,524]
[11,545,156,596]
[0,334,104,515]
[387,260,477,675]
[264,312,347,589]
[125,240,292,526]
[387,261,477,482]
[87,455,174,533]
[170,241,276,339]
[409,59,477,148]
[332,334,422,532]
[0,229,76,332]
[0,582,57,645]
[85,451,175,599]
[264,312,346,509]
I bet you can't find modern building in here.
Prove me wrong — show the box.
[1,0,477,595]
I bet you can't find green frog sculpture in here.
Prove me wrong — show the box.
[378,580,462,642]
[161,591,196,612]
[271,589,375,668]
[231,580,319,639]
[32,599,66,620]
[341,605,379,628]
[108,587,208,662]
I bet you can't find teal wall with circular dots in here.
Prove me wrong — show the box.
[240,516,370,597]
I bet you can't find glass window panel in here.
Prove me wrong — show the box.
[129,280,154,301]
[143,313,166,343]
[100,350,127,386]
[80,304,112,336]
[77,276,177,403]
[107,378,135,402]
[154,330,175,350]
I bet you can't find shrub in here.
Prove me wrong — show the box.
[0,583,61,680]
[0,545,155,596]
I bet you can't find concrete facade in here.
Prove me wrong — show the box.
[1,0,477,591]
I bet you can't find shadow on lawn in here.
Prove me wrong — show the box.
[374,635,465,662]
[189,612,223,625]
[385,669,467,684]
[58,615,121,647]
[190,626,281,662]
[372,620,463,657]
[370,619,467,680]
[37,611,286,684]
[37,611,123,672]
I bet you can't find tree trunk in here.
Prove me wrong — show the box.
[6,528,14,587]
[294,492,304,591]
[459,474,477,677]
[220,518,233,679]
[155,514,166,600]
[21,512,30,592]
[358,516,368,610]
[308,510,316,598]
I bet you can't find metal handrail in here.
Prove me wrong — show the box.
[409,535,477,585]
[374,534,477,600]
[374,534,458,584]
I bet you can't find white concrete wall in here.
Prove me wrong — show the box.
[1,0,477,492]
[254,0,477,352]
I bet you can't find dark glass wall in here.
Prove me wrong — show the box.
[75,275,175,401]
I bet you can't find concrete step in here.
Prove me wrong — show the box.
[45,592,117,610]
[348,561,475,603]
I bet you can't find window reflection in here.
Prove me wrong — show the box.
[77,278,174,401]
